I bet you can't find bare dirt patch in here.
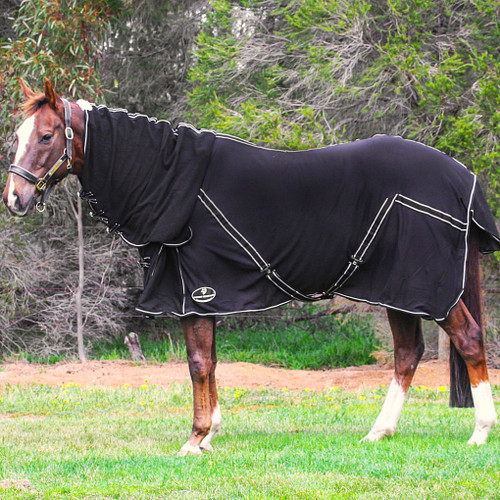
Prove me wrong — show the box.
[1,360,499,391]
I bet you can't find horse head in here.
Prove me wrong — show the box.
[3,79,84,216]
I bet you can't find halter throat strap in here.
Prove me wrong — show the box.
[8,98,74,211]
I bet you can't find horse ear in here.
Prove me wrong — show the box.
[20,79,35,101]
[43,78,59,109]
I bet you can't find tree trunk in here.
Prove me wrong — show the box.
[438,330,450,362]
[65,182,87,362]
[75,192,87,362]
[125,332,146,362]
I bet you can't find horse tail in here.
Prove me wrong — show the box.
[449,225,482,408]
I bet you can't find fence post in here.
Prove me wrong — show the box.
[438,330,450,361]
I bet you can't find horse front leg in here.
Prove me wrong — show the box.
[179,315,220,456]
[362,309,424,442]
[199,321,221,452]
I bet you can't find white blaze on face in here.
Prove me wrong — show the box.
[8,115,36,208]
[14,115,36,166]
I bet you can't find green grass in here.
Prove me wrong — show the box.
[0,382,499,499]
[95,315,380,370]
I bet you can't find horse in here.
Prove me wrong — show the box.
[3,80,498,455]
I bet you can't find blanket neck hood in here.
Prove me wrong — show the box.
[79,104,215,246]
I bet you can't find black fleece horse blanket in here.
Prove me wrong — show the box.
[79,102,500,321]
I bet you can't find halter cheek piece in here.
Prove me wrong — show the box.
[8,98,74,212]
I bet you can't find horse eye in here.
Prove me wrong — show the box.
[40,134,53,144]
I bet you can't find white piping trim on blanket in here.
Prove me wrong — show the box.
[462,176,476,293]
[80,101,216,137]
[404,137,469,171]
[326,197,393,294]
[135,299,293,318]
[176,248,187,315]
[471,210,500,247]
[83,109,89,155]
[150,245,163,279]
[357,197,394,262]
[90,102,173,126]
[335,292,448,322]
[198,190,268,271]
[117,232,150,248]
[267,270,314,300]
[394,195,467,231]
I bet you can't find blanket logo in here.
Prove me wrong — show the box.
[192,286,217,303]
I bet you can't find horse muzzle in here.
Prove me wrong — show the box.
[3,177,36,217]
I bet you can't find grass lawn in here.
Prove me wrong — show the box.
[0,381,498,499]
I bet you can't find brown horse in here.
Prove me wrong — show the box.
[3,80,498,455]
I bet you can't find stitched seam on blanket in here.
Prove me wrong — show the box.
[394,194,467,231]
[176,248,187,315]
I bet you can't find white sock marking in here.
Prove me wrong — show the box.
[468,381,497,445]
[178,442,203,457]
[200,403,222,452]
[362,378,406,442]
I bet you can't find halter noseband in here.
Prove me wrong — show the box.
[9,98,74,212]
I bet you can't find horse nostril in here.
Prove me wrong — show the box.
[7,193,26,216]
[13,195,22,212]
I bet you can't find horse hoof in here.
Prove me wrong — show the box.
[467,431,487,446]
[200,442,214,453]
[178,442,203,457]
[360,428,394,442]
[360,433,380,443]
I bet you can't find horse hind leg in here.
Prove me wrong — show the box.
[438,299,497,445]
[362,309,424,442]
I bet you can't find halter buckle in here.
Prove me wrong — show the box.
[36,179,47,192]
[64,149,72,171]
[65,126,74,141]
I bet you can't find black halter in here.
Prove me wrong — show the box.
[9,98,74,212]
